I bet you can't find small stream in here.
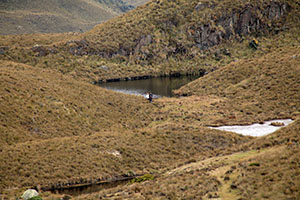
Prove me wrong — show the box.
[99,75,200,97]
[45,175,140,196]
[49,179,129,196]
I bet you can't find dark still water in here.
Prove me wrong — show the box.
[99,76,199,97]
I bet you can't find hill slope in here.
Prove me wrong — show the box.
[0,60,153,146]
[1,0,298,83]
[174,45,300,124]
[0,0,300,198]
[75,120,300,200]
[71,0,298,66]
[0,60,251,194]
[0,0,135,34]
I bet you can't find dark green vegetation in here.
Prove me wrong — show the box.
[0,0,300,199]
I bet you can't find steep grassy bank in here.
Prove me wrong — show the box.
[0,61,154,146]
[174,45,300,125]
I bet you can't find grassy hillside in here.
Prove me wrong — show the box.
[1,0,299,83]
[0,0,299,199]
[75,122,300,200]
[1,40,299,198]
[0,60,251,197]
[0,0,136,35]
[174,45,300,125]
[0,60,154,146]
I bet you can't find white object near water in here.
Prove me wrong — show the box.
[21,189,39,200]
[210,119,293,137]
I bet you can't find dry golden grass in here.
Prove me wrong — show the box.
[0,60,251,198]
[0,60,154,146]
[230,144,300,199]
[0,0,119,34]
[175,45,300,125]
[1,36,300,200]
[73,126,299,200]
[0,0,300,199]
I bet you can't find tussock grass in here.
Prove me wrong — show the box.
[175,45,300,125]
[231,145,300,199]
[0,60,251,198]
[73,125,300,200]
[0,0,119,34]
[0,0,300,199]
[0,61,153,146]
[1,0,299,82]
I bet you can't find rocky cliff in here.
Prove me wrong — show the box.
[66,0,293,64]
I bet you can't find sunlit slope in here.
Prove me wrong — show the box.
[74,120,300,200]
[175,46,300,125]
[0,60,254,192]
[0,0,118,34]
[0,60,153,146]
[0,125,250,192]
[231,119,300,199]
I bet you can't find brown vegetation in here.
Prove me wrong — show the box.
[0,0,136,35]
[0,60,251,199]
[0,0,300,199]
[1,0,299,83]
[174,45,300,125]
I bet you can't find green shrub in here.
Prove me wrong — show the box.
[28,196,43,200]
[249,162,260,167]
[131,174,155,183]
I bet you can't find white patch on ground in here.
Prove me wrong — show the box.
[210,119,293,137]
[103,87,161,98]
[105,150,122,158]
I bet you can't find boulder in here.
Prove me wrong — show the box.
[21,189,39,200]
[31,45,49,57]
[0,46,8,55]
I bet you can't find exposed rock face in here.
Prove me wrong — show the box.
[31,45,57,57]
[67,1,291,62]
[97,0,134,13]
[0,46,8,55]
[192,2,291,50]
[134,34,153,61]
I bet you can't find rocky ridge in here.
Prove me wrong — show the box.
[66,0,292,63]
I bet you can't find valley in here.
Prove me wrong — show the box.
[0,0,300,199]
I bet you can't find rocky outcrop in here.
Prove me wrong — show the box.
[31,45,57,57]
[68,39,92,56]
[97,0,134,13]
[134,34,153,61]
[66,1,291,62]
[191,2,291,50]
[0,46,8,55]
